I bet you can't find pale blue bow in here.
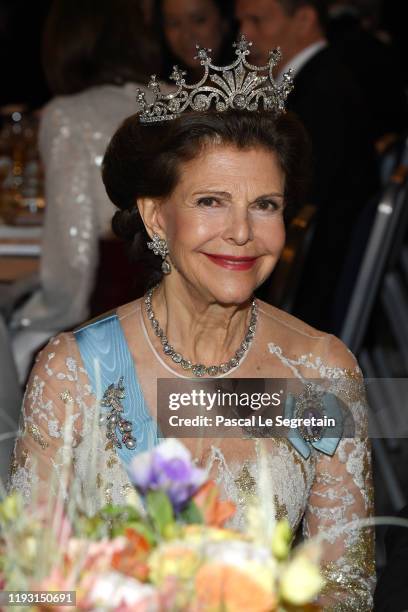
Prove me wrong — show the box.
[284,393,343,459]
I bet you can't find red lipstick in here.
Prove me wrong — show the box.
[202,253,258,271]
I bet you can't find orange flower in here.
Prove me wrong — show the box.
[111,528,151,581]
[192,481,236,527]
[111,553,150,582]
[124,528,151,554]
[194,563,277,612]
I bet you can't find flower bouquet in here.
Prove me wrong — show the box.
[0,439,325,611]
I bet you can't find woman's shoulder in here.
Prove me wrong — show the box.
[29,309,128,386]
[257,300,359,374]
[26,330,82,394]
[41,93,84,126]
[43,299,140,345]
[258,299,326,339]
[40,84,141,136]
[116,298,143,320]
[65,299,141,343]
[42,83,134,110]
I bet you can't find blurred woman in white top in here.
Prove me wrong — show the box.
[10,0,162,382]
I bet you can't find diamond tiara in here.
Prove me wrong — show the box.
[136,35,294,124]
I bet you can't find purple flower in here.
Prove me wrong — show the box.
[128,439,207,511]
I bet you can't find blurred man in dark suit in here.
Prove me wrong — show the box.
[236,0,378,331]
[328,0,408,144]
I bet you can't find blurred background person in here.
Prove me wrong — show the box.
[327,0,408,146]
[9,0,161,383]
[0,0,51,110]
[154,0,237,83]
[330,0,381,31]
[142,0,155,25]
[381,0,408,88]
[236,0,378,332]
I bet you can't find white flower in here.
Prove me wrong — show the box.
[280,555,325,605]
[88,571,158,609]
[151,438,192,462]
[202,540,278,591]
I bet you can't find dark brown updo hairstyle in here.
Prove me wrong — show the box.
[102,109,311,287]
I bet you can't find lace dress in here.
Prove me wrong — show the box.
[8,303,375,611]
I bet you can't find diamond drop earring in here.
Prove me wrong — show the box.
[147,232,171,274]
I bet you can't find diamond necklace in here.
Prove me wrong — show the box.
[144,285,258,377]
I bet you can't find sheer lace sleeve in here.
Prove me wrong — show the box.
[7,333,92,505]
[10,98,100,335]
[303,335,375,610]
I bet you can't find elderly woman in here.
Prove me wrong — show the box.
[9,39,374,608]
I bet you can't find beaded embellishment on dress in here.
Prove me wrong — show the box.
[100,377,137,450]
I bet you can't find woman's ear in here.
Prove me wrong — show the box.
[136,197,166,238]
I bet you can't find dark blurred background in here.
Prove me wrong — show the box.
[0,0,406,108]
[0,0,51,109]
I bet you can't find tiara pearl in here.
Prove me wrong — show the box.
[136,35,293,124]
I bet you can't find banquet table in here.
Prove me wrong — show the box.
[0,224,42,282]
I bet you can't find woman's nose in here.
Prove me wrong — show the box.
[222,209,253,245]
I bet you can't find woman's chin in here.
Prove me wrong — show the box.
[205,280,257,306]
[171,266,268,305]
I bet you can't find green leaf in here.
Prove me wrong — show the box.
[99,504,128,517]
[178,501,204,525]
[146,490,174,537]
[111,521,157,546]
[76,514,107,540]
[97,504,142,536]
[127,522,157,546]
[122,505,142,522]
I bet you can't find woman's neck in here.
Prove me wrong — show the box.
[149,280,252,366]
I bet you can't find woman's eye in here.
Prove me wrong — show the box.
[255,199,280,211]
[197,197,219,207]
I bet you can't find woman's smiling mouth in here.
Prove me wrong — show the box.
[202,253,258,270]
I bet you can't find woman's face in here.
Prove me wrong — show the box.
[155,144,286,305]
[162,0,227,69]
